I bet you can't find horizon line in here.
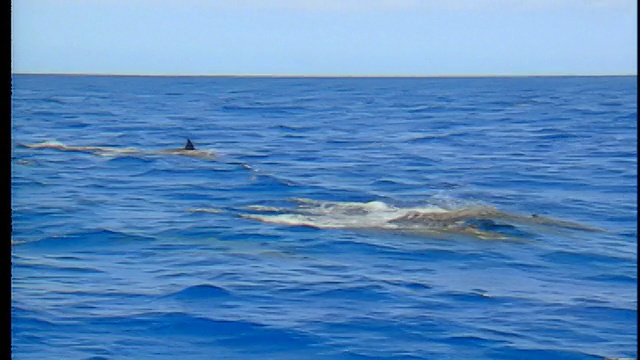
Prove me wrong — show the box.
[11,72,638,78]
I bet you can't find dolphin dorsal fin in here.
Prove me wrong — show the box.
[184,139,195,151]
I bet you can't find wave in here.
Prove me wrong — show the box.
[582,274,637,284]
[14,262,106,274]
[43,96,87,104]
[164,284,232,300]
[406,105,447,114]
[30,110,62,117]
[13,229,155,249]
[540,250,628,266]
[309,284,392,300]
[409,132,467,143]
[90,312,319,348]
[31,108,117,117]
[221,104,307,114]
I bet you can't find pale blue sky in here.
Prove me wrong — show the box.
[11,0,638,76]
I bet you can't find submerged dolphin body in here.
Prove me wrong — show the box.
[23,139,215,159]
[154,139,214,158]
[386,207,606,236]
[228,198,605,240]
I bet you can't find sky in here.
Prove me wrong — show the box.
[11,0,638,76]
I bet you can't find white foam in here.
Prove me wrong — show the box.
[243,205,287,212]
[26,140,65,148]
[242,198,452,230]
[188,208,226,214]
[238,198,604,237]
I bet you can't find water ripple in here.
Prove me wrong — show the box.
[11,75,637,360]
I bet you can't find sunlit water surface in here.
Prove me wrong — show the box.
[12,75,637,360]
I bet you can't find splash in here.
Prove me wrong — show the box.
[236,198,605,239]
[240,198,447,229]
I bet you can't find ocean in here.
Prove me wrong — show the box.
[11,75,637,359]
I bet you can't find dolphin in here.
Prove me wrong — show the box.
[154,139,214,158]
[22,139,215,159]
[228,198,606,240]
[386,206,606,237]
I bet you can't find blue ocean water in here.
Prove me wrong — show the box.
[11,75,637,360]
